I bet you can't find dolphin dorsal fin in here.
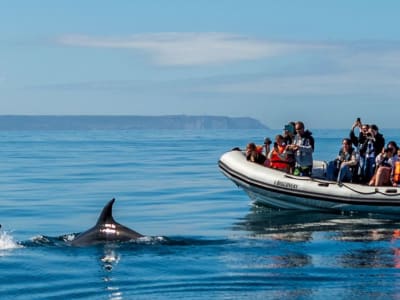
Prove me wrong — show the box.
[96,198,116,225]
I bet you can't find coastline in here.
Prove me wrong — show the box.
[0,115,268,130]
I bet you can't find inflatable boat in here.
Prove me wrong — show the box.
[218,149,400,215]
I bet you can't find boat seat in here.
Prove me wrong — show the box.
[312,160,327,179]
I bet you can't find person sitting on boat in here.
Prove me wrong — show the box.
[371,143,400,186]
[286,121,314,176]
[369,147,394,186]
[392,148,400,187]
[387,141,399,159]
[268,135,288,171]
[327,138,358,183]
[263,137,272,167]
[283,122,295,145]
[246,142,266,165]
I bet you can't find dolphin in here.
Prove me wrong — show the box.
[70,198,143,246]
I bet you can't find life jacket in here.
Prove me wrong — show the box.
[338,147,354,162]
[256,145,263,154]
[338,147,357,172]
[393,161,400,183]
[270,145,287,170]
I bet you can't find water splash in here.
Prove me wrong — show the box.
[0,230,22,253]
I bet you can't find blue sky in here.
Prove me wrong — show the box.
[1,0,400,128]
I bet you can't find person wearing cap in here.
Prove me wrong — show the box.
[283,122,295,145]
[282,122,296,172]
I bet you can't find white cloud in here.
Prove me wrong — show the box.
[57,32,330,66]
[56,33,400,97]
[188,41,400,96]
[203,71,400,96]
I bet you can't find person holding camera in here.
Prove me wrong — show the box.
[327,138,359,183]
[349,118,369,182]
[362,124,385,182]
[286,121,314,176]
[283,122,295,145]
[349,118,385,183]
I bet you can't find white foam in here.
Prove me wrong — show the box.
[0,230,22,252]
[136,236,166,244]
[101,250,120,264]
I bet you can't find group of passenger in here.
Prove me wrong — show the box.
[336,118,400,186]
[245,118,400,187]
[246,121,314,177]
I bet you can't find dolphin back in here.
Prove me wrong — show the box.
[71,198,143,246]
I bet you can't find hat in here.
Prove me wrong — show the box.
[284,123,295,134]
[264,137,272,144]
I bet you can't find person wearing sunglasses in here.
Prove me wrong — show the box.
[286,121,314,176]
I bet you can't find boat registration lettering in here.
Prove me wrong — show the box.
[274,180,298,190]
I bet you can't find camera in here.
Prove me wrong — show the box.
[273,142,278,148]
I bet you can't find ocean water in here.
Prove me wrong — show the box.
[2,129,400,299]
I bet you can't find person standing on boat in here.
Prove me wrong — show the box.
[363,124,385,182]
[286,121,314,176]
[349,119,385,183]
[327,138,358,183]
[283,122,296,145]
[349,118,369,182]
[282,122,296,172]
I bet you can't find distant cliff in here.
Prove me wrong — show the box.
[0,115,268,130]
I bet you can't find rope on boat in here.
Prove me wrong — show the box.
[339,183,400,196]
[284,174,313,181]
[285,174,400,196]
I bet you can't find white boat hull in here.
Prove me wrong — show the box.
[219,150,400,215]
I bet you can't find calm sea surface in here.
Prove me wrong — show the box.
[2,129,400,299]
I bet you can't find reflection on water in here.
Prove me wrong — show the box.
[232,206,400,269]
[99,246,123,300]
[234,206,400,242]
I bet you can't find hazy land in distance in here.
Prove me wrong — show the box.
[0,115,268,130]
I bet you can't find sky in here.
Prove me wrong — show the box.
[1,0,400,129]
